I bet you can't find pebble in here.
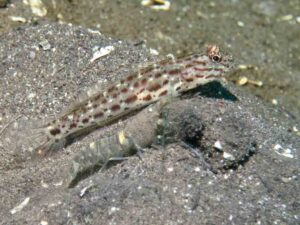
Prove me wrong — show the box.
[237,21,245,27]
[214,140,223,150]
[223,152,235,161]
[39,40,51,51]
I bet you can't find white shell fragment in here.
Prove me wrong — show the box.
[10,197,30,214]
[87,28,102,35]
[278,14,293,22]
[214,140,223,150]
[79,183,94,197]
[273,144,295,159]
[9,16,27,23]
[39,39,51,51]
[90,45,115,63]
[39,221,49,225]
[237,21,245,27]
[223,152,235,161]
[149,48,159,55]
[141,0,171,11]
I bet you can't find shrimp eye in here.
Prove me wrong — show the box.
[212,55,221,62]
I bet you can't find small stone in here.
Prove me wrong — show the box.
[214,140,223,150]
[237,77,248,86]
[9,16,27,23]
[39,221,48,225]
[27,92,36,99]
[278,14,293,22]
[167,167,174,172]
[292,126,298,132]
[273,144,295,158]
[141,0,171,11]
[29,51,36,59]
[238,64,249,70]
[109,206,119,214]
[271,99,278,105]
[223,152,235,161]
[194,167,201,172]
[39,40,51,51]
[149,48,159,56]
[237,21,245,27]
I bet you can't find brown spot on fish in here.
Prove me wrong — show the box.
[185,64,194,68]
[141,78,147,85]
[194,67,211,72]
[140,66,153,75]
[133,81,139,88]
[159,59,172,66]
[112,93,118,98]
[93,104,98,108]
[148,83,161,92]
[143,94,152,101]
[107,86,115,93]
[126,75,135,82]
[163,80,169,85]
[185,78,194,82]
[70,123,77,129]
[110,104,121,111]
[205,74,218,79]
[193,60,206,66]
[121,88,128,93]
[101,99,107,104]
[168,69,181,75]
[154,73,162,78]
[125,95,137,104]
[81,107,88,114]
[196,74,204,78]
[94,111,104,118]
[50,128,61,136]
[138,88,145,94]
[82,118,89,123]
[159,90,168,97]
[94,94,103,101]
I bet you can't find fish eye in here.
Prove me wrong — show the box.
[212,55,221,62]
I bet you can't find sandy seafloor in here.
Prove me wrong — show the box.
[0,1,299,224]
